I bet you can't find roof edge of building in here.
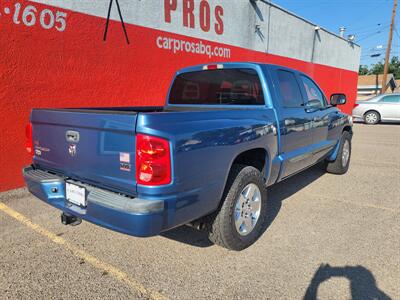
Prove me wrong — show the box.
[261,0,360,48]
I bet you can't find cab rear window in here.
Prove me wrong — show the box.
[169,68,265,105]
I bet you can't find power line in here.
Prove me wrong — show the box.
[356,25,390,37]
[351,23,390,35]
[343,1,391,29]
[357,30,387,42]
[351,25,389,35]
[361,50,400,58]
[357,32,386,41]
[394,26,400,39]
[348,22,390,32]
[361,49,399,58]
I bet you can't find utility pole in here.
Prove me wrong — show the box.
[381,0,397,94]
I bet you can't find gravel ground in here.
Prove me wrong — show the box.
[1,123,399,300]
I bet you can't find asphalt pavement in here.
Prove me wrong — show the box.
[1,123,399,299]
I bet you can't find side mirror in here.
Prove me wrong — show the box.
[330,94,346,106]
[305,99,322,112]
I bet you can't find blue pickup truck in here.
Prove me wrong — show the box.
[24,63,352,250]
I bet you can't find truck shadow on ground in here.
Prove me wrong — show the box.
[161,164,325,248]
[304,263,391,300]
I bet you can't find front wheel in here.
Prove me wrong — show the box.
[207,165,268,251]
[364,111,380,125]
[325,131,352,174]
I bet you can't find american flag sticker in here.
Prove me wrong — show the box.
[120,152,130,163]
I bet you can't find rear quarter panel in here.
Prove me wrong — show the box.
[136,109,278,227]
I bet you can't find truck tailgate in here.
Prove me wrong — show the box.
[31,109,137,195]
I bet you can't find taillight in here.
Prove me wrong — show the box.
[136,134,171,185]
[25,123,33,155]
[202,64,223,70]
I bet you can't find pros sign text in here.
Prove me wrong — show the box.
[164,0,224,35]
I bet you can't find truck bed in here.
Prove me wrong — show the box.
[31,105,266,197]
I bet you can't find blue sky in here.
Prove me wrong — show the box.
[271,0,400,68]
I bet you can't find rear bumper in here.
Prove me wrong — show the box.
[23,166,165,237]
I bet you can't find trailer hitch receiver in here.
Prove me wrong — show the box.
[61,212,82,226]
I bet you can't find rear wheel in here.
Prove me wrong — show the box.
[325,131,352,174]
[364,110,380,125]
[207,165,268,251]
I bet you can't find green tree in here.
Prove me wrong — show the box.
[358,65,369,75]
[388,56,400,79]
[369,61,384,75]
[368,56,400,79]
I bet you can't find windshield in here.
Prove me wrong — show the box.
[169,68,265,105]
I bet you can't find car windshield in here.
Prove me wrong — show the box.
[169,68,265,105]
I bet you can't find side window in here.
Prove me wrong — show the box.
[300,75,326,107]
[277,70,304,108]
[379,95,400,103]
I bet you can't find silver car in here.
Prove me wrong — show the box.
[352,93,400,124]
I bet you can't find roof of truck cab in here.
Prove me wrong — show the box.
[177,62,267,73]
[176,62,300,75]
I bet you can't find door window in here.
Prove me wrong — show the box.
[277,70,304,108]
[379,95,400,103]
[300,75,326,108]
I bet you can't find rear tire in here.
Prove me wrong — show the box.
[364,110,380,125]
[325,131,352,174]
[207,165,268,251]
